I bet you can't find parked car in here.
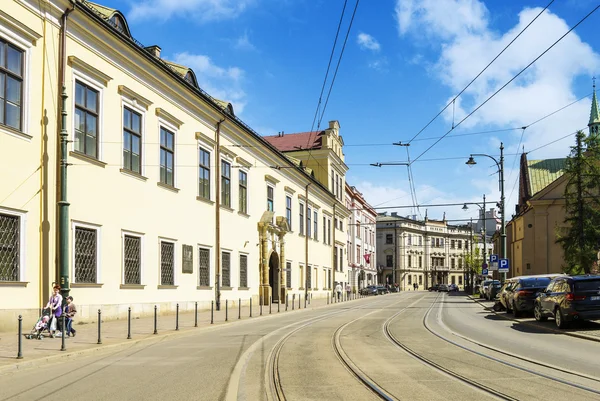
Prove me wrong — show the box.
[376,285,389,295]
[428,284,440,292]
[498,280,517,310]
[438,284,449,292]
[360,286,378,296]
[448,284,459,292]
[479,280,494,299]
[535,275,600,329]
[485,280,502,300]
[506,276,554,317]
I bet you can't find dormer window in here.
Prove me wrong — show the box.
[110,15,126,33]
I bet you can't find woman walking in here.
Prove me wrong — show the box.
[44,285,63,337]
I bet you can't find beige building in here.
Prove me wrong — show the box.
[0,0,348,330]
[376,213,471,290]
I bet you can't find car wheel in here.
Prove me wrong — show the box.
[505,301,512,314]
[512,301,521,318]
[534,303,548,322]
[555,307,569,329]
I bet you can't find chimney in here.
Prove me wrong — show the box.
[391,212,398,217]
[145,45,161,58]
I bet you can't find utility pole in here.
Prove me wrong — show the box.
[482,194,487,278]
[499,143,506,282]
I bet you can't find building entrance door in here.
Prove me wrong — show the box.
[269,252,280,302]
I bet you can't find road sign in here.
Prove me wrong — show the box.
[498,258,510,273]
[482,269,489,275]
[482,263,488,269]
[490,254,499,263]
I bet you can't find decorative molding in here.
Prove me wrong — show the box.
[196,196,215,205]
[0,10,42,45]
[157,182,180,193]
[155,107,184,128]
[284,186,296,194]
[119,284,145,289]
[235,156,252,168]
[265,174,280,185]
[196,132,216,148]
[68,56,112,86]
[197,285,213,290]
[118,85,153,110]
[69,151,107,168]
[158,285,179,289]
[0,281,28,287]
[220,146,237,160]
[120,168,148,181]
[71,283,104,288]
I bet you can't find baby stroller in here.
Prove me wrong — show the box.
[25,309,51,340]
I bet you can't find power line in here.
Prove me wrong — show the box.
[407,0,555,144]
[411,3,600,164]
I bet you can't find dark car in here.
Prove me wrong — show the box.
[360,286,378,296]
[485,280,502,300]
[506,276,553,317]
[428,284,440,292]
[448,284,459,292]
[438,284,449,292]
[535,275,600,329]
[376,285,389,295]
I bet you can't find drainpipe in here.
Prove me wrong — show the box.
[58,2,76,305]
[215,117,225,311]
[332,202,336,294]
[304,183,310,302]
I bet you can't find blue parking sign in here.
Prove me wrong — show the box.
[482,269,489,275]
[499,259,510,272]
[490,254,499,263]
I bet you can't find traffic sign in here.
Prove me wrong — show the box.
[498,258,510,273]
[482,268,489,275]
[482,263,488,269]
[490,254,499,263]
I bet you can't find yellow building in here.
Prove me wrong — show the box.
[0,0,348,330]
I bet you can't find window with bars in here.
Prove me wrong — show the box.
[199,148,210,199]
[286,261,291,288]
[74,81,99,158]
[123,107,142,174]
[222,251,231,287]
[75,227,97,283]
[123,235,141,285]
[160,241,174,286]
[286,196,292,230]
[198,247,210,286]
[0,213,20,281]
[239,171,248,213]
[221,160,231,207]
[307,266,312,289]
[160,127,174,186]
[0,39,24,131]
[239,254,248,288]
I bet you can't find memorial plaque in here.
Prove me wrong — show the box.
[182,244,193,274]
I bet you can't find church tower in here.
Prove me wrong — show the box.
[589,78,600,144]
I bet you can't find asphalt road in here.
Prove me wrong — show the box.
[2,292,600,401]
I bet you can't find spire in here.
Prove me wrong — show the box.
[589,77,600,127]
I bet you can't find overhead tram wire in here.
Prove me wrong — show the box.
[406,0,555,145]
[411,4,600,164]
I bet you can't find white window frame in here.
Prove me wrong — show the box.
[198,245,212,287]
[220,153,234,208]
[221,249,233,287]
[198,145,213,201]
[121,97,146,176]
[0,206,26,282]
[238,167,249,214]
[157,118,178,188]
[121,230,144,285]
[0,22,33,140]
[71,220,102,284]
[238,251,249,288]
[71,72,105,160]
[158,236,178,286]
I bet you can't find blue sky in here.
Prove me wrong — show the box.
[98,0,600,222]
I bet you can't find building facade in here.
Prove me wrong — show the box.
[345,183,378,292]
[376,213,471,290]
[0,0,348,330]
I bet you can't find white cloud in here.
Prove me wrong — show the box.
[368,58,389,72]
[395,0,600,160]
[234,31,256,51]
[173,52,247,113]
[357,32,381,52]
[129,0,255,23]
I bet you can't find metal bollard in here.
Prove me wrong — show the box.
[327,293,329,304]
[286,294,289,311]
[127,307,132,339]
[269,299,272,314]
[304,294,307,309]
[154,305,158,334]
[97,309,102,345]
[176,303,179,331]
[278,299,280,313]
[226,299,228,322]
[239,298,241,320]
[260,296,263,316]
[61,314,66,351]
[292,294,295,310]
[17,315,23,359]
[195,302,198,327]
[250,298,252,317]
[298,293,301,309]
[211,301,214,324]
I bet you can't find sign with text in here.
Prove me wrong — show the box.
[498,258,510,273]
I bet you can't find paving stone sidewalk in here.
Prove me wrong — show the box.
[0,293,359,372]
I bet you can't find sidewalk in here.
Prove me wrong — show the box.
[0,293,360,373]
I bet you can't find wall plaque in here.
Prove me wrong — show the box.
[182,244,193,274]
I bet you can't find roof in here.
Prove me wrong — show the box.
[263,131,324,152]
[590,87,600,126]
[87,2,116,18]
[527,158,566,196]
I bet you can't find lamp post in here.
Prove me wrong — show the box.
[462,194,487,289]
[466,143,506,281]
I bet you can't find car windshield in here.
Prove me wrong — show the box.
[575,280,600,291]
[520,278,551,288]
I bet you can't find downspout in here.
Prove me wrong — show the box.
[332,202,336,294]
[215,117,225,311]
[304,183,310,302]
[58,2,76,304]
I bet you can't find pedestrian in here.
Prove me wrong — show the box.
[414,282,418,291]
[44,285,63,338]
[64,296,77,337]
[335,283,342,301]
[345,284,351,299]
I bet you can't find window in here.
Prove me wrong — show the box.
[458,259,463,269]
[74,81,99,157]
[452,276,456,284]
[239,171,248,213]
[286,261,292,288]
[314,211,318,240]
[160,127,174,186]
[123,235,141,285]
[286,196,292,229]
[307,266,312,289]
[386,234,393,244]
[408,275,412,285]
[323,216,326,243]
[222,251,231,287]
[408,255,412,267]
[419,276,423,285]
[299,265,304,289]
[307,207,312,237]
[267,186,274,212]
[160,241,174,286]
[331,169,335,194]
[339,248,343,271]
[340,220,343,232]
[357,245,361,264]
[198,148,210,200]
[451,259,455,269]
[356,221,360,238]
[419,236,422,246]
[334,248,338,270]
[0,40,23,131]
[123,107,142,173]
[407,235,412,245]
[451,240,455,249]
[327,219,331,245]
[239,254,248,288]
[526,263,531,270]
[198,248,210,287]
[0,212,21,281]
[419,256,422,268]
[221,160,231,207]
[75,227,97,283]
[386,255,393,267]
[459,276,463,285]
[299,203,304,235]
[458,240,462,249]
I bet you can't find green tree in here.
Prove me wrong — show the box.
[557,130,600,274]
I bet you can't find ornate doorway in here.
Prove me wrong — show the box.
[269,251,280,302]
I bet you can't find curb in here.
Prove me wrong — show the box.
[0,295,367,375]
[466,295,600,344]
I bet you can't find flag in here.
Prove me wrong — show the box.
[364,253,371,264]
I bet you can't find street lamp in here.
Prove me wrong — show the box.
[462,194,487,293]
[466,143,506,281]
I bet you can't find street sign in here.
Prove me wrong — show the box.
[482,268,489,275]
[482,263,488,269]
[498,258,510,273]
[490,254,499,263]
[489,262,498,271]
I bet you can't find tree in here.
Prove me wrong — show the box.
[557,130,600,274]
[464,234,482,293]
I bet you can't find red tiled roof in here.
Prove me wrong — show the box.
[263,131,324,152]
